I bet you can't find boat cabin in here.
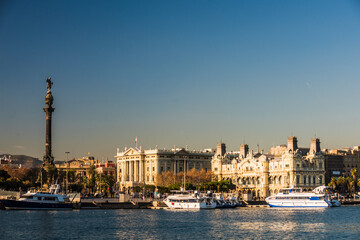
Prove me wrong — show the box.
[279,188,303,194]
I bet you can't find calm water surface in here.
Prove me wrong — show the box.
[1,206,359,239]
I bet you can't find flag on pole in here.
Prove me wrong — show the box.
[135,137,138,144]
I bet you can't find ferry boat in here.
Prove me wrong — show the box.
[163,191,216,209]
[265,186,341,208]
[0,184,73,210]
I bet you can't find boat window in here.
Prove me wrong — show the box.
[44,197,56,201]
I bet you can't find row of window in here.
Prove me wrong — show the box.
[296,175,323,184]
[275,196,324,200]
[296,163,323,169]
[26,196,58,201]
[119,176,155,182]
[169,199,197,203]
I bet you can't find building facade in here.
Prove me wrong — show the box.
[116,147,213,189]
[0,155,20,168]
[95,161,116,177]
[212,137,325,199]
[324,146,360,182]
[55,156,98,178]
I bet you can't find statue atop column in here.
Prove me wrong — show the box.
[45,78,54,108]
[43,77,56,184]
[46,77,53,91]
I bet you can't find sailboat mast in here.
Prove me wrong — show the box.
[183,156,186,190]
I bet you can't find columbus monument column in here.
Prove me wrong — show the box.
[43,77,55,169]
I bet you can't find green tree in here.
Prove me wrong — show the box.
[0,169,10,180]
[346,177,354,193]
[328,177,337,191]
[336,176,346,192]
[87,165,96,194]
[102,174,115,195]
[351,168,358,192]
[46,165,58,184]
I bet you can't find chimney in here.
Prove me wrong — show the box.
[287,136,298,152]
[240,144,249,158]
[310,138,320,153]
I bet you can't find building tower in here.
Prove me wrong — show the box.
[287,136,298,152]
[240,144,249,158]
[216,142,226,156]
[43,77,55,168]
[310,138,321,154]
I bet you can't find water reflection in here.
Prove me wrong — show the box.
[1,207,360,239]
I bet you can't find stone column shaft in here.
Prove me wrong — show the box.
[122,161,125,183]
[150,161,152,182]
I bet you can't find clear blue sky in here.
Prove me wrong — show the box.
[1,0,360,161]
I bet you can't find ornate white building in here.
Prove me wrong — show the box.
[116,147,213,190]
[212,137,325,199]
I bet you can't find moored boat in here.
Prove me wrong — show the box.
[0,184,73,210]
[164,191,216,209]
[265,186,341,208]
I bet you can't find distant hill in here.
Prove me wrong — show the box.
[0,154,42,168]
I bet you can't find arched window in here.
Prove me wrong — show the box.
[313,176,316,184]
[308,176,311,185]
[278,176,282,185]
[319,176,323,184]
[303,176,306,184]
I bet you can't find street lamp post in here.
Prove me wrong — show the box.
[65,152,70,194]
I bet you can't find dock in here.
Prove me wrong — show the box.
[79,198,153,209]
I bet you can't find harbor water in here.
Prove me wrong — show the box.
[1,206,360,239]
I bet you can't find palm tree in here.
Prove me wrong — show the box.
[336,176,346,192]
[351,168,358,193]
[88,165,97,194]
[328,177,337,191]
[346,177,354,193]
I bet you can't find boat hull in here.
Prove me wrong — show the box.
[164,201,216,209]
[0,199,73,210]
[266,200,330,208]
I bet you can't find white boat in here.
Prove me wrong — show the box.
[0,184,73,210]
[265,186,341,208]
[163,191,216,209]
